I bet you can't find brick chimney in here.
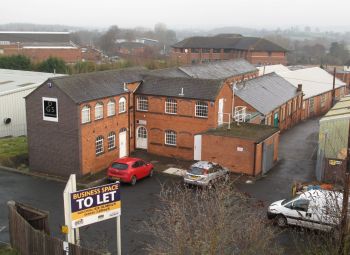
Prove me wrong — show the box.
[297,84,302,92]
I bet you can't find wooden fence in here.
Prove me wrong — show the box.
[8,201,104,255]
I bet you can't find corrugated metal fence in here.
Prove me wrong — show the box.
[8,201,103,255]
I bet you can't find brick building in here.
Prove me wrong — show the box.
[171,34,287,66]
[0,31,82,63]
[233,73,303,131]
[26,63,280,176]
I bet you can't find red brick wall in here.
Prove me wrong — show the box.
[201,131,279,176]
[80,94,130,174]
[134,82,233,160]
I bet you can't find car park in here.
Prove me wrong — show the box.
[107,157,154,185]
[184,161,229,187]
[267,190,348,232]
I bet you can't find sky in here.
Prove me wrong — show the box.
[1,0,349,31]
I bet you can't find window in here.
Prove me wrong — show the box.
[213,48,221,53]
[281,105,285,121]
[191,48,200,53]
[165,98,177,114]
[108,132,116,150]
[81,105,91,124]
[95,136,104,155]
[309,98,314,112]
[95,102,103,120]
[293,99,297,112]
[165,130,176,146]
[202,48,210,53]
[107,100,116,116]
[195,101,208,118]
[321,94,326,108]
[137,96,148,111]
[292,199,310,212]
[288,101,292,116]
[119,97,126,113]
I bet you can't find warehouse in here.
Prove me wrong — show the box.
[0,69,64,137]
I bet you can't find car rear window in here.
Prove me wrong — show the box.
[111,162,128,170]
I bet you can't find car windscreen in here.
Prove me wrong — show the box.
[111,162,128,170]
[188,167,206,175]
[281,196,298,205]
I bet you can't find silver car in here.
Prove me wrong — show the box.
[184,161,229,187]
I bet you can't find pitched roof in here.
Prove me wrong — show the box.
[150,67,190,78]
[136,76,224,101]
[257,64,290,76]
[276,67,346,99]
[234,73,298,115]
[172,36,287,52]
[179,59,257,79]
[49,67,147,103]
[321,95,350,122]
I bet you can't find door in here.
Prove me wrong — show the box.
[194,135,202,160]
[119,130,127,158]
[262,142,274,174]
[218,98,224,125]
[284,199,311,228]
[136,126,148,149]
[273,112,279,127]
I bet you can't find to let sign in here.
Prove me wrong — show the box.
[70,182,121,228]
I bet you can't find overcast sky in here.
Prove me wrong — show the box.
[1,0,349,31]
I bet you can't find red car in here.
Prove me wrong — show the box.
[107,157,154,185]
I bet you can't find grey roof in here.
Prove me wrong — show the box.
[0,31,71,43]
[150,68,190,78]
[137,76,224,101]
[49,67,147,103]
[234,73,298,115]
[172,35,287,52]
[179,59,257,79]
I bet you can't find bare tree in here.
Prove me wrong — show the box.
[142,182,282,255]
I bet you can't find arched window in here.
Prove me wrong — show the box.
[165,130,176,146]
[165,98,177,114]
[107,100,116,116]
[108,132,116,150]
[95,102,103,120]
[195,101,208,117]
[119,97,126,113]
[81,105,91,124]
[95,135,104,155]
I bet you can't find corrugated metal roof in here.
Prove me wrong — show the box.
[179,59,257,79]
[321,96,350,121]
[277,67,346,99]
[234,73,298,115]
[0,31,71,43]
[257,64,290,76]
[0,69,65,96]
[50,67,147,103]
[137,76,224,101]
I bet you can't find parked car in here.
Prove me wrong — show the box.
[267,190,348,232]
[184,161,229,187]
[107,157,154,185]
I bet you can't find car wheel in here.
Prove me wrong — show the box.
[276,215,287,227]
[131,176,137,186]
[149,169,154,177]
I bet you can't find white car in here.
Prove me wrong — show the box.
[184,161,229,187]
[267,190,347,232]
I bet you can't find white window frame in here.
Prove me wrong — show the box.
[165,98,177,114]
[165,130,176,146]
[107,100,116,117]
[108,132,116,150]
[288,101,292,116]
[81,105,91,124]
[137,96,148,111]
[195,101,208,118]
[42,97,58,122]
[320,94,326,108]
[119,97,126,113]
[95,102,104,120]
[95,136,104,155]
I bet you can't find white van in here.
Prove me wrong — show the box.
[267,190,347,231]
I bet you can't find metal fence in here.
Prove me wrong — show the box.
[8,201,104,255]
